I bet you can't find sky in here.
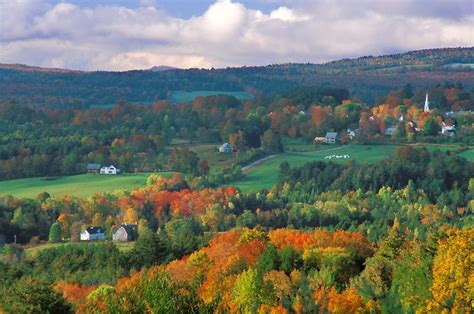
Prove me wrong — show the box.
[0,0,473,71]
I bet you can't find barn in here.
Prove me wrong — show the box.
[113,224,138,242]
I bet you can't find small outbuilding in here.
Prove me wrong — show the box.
[314,136,326,143]
[80,226,106,241]
[87,163,101,173]
[219,143,233,153]
[113,224,138,242]
[324,132,338,144]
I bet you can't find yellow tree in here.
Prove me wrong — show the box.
[428,228,473,313]
[123,207,138,225]
[92,212,103,226]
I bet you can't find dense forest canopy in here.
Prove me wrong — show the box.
[1,47,473,108]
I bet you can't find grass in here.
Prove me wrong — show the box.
[283,137,316,152]
[25,241,134,258]
[170,90,253,103]
[90,90,253,108]
[459,149,474,160]
[228,144,474,192]
[188,143,235,169]
[0,172,174,199]
[229,145,398,191]
[167,141,235,169]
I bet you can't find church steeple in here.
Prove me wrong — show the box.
[424,93,430,112]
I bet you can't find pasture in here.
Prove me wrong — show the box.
[0,172,174,199]
[459,149,474,160]
[170,90,253,103]
[229,144,474,192]
[25,241,134,258]
[168,141,236,169]
[188,143,235,169]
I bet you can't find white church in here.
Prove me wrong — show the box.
[424,93,430,113]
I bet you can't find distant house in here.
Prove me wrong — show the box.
[384,126,396,136]
[219,143,233,153]
[100,165,119,175]
[113,224,138,242]
[87,163,101,173]
[346,129,356,140]
[407,121,419,132]
[324,132,338,144]
[80,226,106,241]
[441,122,455,136]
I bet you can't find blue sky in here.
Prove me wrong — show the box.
[1,0,473,70]
[47,0,283,18]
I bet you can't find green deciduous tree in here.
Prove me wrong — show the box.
[49,222,62,243]
[232,268,276,313]
[2,277,72,314]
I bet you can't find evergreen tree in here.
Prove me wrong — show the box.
[48,223,62,243]
[127,228,168,269]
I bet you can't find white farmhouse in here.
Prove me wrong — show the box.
[100,165,120,175]
[219,143,233,153]
[80,226,106,241]
[441,122,455,136]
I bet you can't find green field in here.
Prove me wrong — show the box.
[25,241,134,258]
[188,143,235,169]
[459,149,474,160]
[229,144,474,192]
[170,90,253,103]
[89,91,253,108]
[0,172,174,199]
[168,141,236,169]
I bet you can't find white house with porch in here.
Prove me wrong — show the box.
[80,226,106,241]
[100,165,119,175]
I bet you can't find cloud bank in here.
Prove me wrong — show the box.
[0,0,473,70]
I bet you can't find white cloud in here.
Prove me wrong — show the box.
[270,7,305,22]
[0,0,472,70]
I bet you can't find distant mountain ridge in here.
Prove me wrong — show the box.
[0,47,473,107]
[2,47,472,73]
[0,63,83,74]
[148,65,179,72]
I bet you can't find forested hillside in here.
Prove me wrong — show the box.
[1,148,473,312]
[1,47,473,108]
[1,81,473,181]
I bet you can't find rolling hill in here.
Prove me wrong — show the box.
[0,47,473,108]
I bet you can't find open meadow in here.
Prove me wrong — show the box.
[170,90,253,102]
[229,144,474,191]
[188,143,235,168]
[0,172,174,199]
[24,241,134,258]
